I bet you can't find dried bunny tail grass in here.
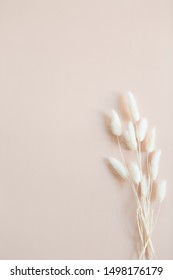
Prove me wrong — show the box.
[150,149,162,181]
[123,132,136,151]
[136,118,148,142]
[111,109,122,136]
[123,121,137,150]
[107,93,166,260]
[128,122,137,150]
[108,157,129,179]
[141,175,149,198]
[123,131,131,149]
[129,161,141,185]
[127,91,140,122]
[156,180,167,203]
[146,128,156,153]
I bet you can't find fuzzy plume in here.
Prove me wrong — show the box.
[136,118,148,142]
[108,157,128,179]
[146,128,156,153]
[123,122,137,150]
[141,175,149,198]
[129,161,141,185]
[150,149,162,180]
[111,109,122,136]
[156,180,167,203]
[127,91,140,122]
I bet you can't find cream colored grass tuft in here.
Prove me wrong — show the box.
[127,91,140,122]
[108,157,128,179]
[136,118,148,142]
[156,180,167,203]
[150,150,162,180]
[111,109,122,136]
[146,128,156,153]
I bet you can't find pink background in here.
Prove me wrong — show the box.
[0,0,172,259]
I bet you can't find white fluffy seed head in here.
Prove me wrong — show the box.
[111,109,122,136]
[108,157,128,180]
[123,131,131,148]
[127,91,140,122]
[129,161,141,185]
[136,118,148,142]
[156,180,167,203]
[141,175,149,198]
[124,122,137,150]
[146,128,156,153]
[150,149,162,181]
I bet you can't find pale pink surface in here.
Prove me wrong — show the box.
[0,0,172,259]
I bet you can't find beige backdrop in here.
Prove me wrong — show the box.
[0,0,172,259]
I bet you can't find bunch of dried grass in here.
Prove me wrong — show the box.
[108,91,167,259]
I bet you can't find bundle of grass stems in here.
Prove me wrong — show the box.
[108,92,167,259]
